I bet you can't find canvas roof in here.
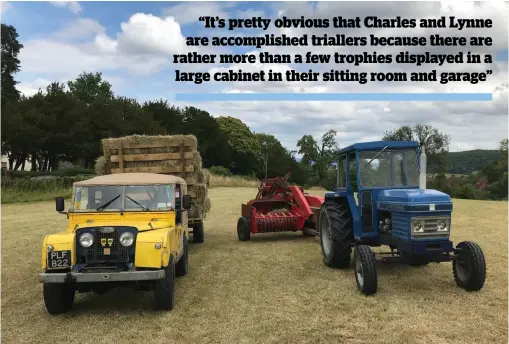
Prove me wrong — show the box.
[73,173,187,186]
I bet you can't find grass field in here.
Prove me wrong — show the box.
[1,188,507,344]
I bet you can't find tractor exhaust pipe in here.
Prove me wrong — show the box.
[419,146,426,190]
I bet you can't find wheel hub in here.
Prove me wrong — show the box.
[356,257,364,287]
[321,215,332,256]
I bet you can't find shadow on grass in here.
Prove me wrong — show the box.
[70,287,159,314]
[242,232,317,243]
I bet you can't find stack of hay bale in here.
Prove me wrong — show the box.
[95,134,211,220]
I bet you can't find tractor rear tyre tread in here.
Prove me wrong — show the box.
[154,255,176,310]
[193,221,204,243]
[353,245,378,295]
[237,216,251,241]
[175,236,189,277]
[319,200,354,269]
[453,241,486,291]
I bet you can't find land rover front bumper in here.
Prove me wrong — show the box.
[39,270,165,283]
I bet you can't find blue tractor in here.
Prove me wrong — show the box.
[319,141,486,295]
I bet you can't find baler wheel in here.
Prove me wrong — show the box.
[453,241,486,291]
[237,216,251,241]
[353,245,378,295]
[319,201,354,268]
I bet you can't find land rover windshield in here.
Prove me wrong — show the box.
[359,149,419,188]
[70,184,175,212]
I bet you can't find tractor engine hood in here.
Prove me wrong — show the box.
[376,189,453,212]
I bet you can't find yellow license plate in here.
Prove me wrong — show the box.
[104,248,111,255]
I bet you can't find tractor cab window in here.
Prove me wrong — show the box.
[347,153,358,192]
[337,155,347,189]
[358,149,419,188]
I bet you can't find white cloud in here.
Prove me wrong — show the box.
[17,78,53,96]
[50,1,82,14]
[54,18,105,40]
[162,2,229,25]
[0,1,11,15]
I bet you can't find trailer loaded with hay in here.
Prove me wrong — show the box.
[95,135,211,243]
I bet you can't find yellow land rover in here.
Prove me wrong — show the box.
[39,173,191,314]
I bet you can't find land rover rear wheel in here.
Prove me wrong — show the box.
[154,255,176,311]
[43,282,75,315]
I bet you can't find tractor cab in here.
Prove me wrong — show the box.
[319,140,486,296]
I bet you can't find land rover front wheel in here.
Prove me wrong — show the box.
[154,255,176,310]
[43,283,75,315]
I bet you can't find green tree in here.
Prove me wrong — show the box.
[181,107,232,168]
[216,116,262,175]
[1,24,23,108]
[297,129,339,183]
[383,124,450,173]
[67,72,114,105]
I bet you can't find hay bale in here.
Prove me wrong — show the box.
[189,199,204,219]
[102,135,198,158]
[204,196,211,213]
[94,156,110,175]
[202,169,210,187]
[188,183,208,202]
[101,135,202,172]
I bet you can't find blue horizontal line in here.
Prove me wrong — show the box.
[175,93,493,102]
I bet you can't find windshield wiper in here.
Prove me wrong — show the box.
[96,195,120,211]
[126,195,150,211]
[364,145,389,168]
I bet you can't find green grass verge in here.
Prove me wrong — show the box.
[1,189,72,204]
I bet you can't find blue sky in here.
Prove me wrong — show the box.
[1,1,508,152]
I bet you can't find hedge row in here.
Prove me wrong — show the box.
[1,175,92,191]
[7,168,95,179]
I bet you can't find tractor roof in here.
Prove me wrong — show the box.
[337,141,419,155]
[73,173,187,186]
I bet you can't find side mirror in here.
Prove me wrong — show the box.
[182,195,191,210]
[56,197,65,212]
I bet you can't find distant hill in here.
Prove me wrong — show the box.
[429,150,500,174]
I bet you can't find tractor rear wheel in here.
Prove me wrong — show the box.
[453,241,486,291]
[319,200,354,268]
[237,216,251,241]
[353,245,378,295]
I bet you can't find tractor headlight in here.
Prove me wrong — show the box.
[79,233,94,248]
[412,221,423,232]
[120,232,134,247]
[437,220,448,231]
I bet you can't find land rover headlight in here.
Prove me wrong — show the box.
[79,233,94,248]
[120,232,134,247]
[437,220,448,231]
[412,221,423,232]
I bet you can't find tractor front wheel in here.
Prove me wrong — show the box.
[319,200,354,268]
[353,245,378,295]
[237,216,251,241]
[453,241,486,291]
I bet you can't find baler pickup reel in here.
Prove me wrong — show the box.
[237,173,324,241]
